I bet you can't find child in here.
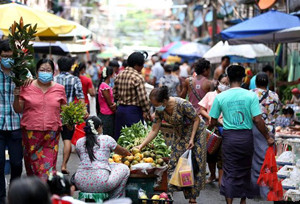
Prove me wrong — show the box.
[275,107,294,128]
[47,171,85,204]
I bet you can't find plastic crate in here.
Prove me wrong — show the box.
[126,174,156,204]
[138,193,173,204]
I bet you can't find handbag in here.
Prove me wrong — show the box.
[206,128,222,154]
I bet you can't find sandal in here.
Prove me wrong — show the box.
[61,169,70,174]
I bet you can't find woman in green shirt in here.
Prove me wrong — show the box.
[209,65,274,204]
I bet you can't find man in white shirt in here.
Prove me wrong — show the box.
[179,60,191,78]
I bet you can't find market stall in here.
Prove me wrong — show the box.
[110,122,173,203]
[275,121,300,201]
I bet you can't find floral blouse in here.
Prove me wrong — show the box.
[251,88,280,134]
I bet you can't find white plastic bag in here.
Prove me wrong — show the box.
[169,150,194,187]
[130,163,153,175]
[88,94,96,116]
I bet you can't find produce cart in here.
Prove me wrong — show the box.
[112,122,172,203]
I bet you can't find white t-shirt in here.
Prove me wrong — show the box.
[179,64,189,77]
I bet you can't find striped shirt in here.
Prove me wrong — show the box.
[113,67,150,112]
[54,72,84,104]
[0,67,21,131]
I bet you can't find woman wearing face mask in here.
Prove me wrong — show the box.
[198,74,229,186]
[13,58,67,180]
[137,86,206,204]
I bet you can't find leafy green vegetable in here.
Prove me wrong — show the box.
[117,121,171,157]
[61,101,86,127]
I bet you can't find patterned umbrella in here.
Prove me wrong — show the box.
[159,41,188,53]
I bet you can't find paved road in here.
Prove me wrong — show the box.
[4,140,271,203]
[55,141,271,204]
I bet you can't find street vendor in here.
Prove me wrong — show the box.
[137,86,206,204]
[73,116,131,199]
[290,88,300,106]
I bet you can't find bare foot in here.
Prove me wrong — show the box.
[189,198,197,203]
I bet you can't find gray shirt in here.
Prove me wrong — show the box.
[152,62,164,86]
[159,74,180,97]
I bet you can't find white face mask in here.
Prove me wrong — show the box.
[218,83,230,92]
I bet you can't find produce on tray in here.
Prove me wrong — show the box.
[110,122,171,168]
[138,188,173,204]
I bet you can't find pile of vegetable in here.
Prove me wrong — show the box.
[110,122,171,168]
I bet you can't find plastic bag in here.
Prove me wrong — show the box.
[138,188,148,199]
[257,147,283,201]
[131,163,153,175]
[169,150,194,187]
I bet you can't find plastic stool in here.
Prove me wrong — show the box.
[78,192,109,203]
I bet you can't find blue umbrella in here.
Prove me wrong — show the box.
[170,42,210,59]
[221,10,300,40]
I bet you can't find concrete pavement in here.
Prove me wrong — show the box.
[55,141,272,204]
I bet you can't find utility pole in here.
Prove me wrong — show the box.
[212,0,218,45]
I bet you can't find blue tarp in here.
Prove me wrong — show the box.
[221,10,300,40]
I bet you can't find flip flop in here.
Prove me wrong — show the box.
[206,177,216,184]
[61,169,70,174]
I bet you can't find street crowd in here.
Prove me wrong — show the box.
[1,37,300,204]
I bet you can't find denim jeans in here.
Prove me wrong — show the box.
[0,129,23,204]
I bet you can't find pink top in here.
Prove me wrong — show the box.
[98,82,114,115]
[20,83,67,131]
[188,76,208,113]
[198,91,218,113]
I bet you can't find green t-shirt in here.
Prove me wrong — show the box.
[209,88,261,130]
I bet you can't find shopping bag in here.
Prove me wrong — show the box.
[257,147,283,201]
[88,94,97,116]
[206,129,222,154]
[169,150,194,187]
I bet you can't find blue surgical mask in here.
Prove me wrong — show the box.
[155,105,166,112]
[1,58,14,69]
[38,72,53,84]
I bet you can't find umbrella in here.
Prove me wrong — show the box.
[0,3,75,36]
[170,42,210,59]
[33,41,100,55]
[228,26,300,45]
[0,29,2,39]
[203,41,275,63]
[221,10,300,40]
[38,21,93,42]
[159,41,188,53]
